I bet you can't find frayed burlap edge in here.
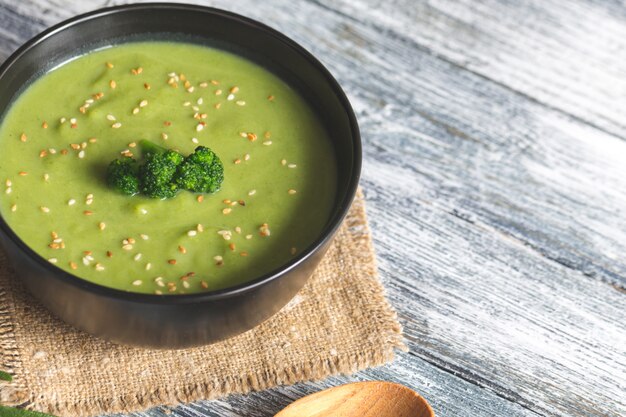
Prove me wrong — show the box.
[1,190,406,416]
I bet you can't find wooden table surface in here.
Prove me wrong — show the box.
[1,1,625,416]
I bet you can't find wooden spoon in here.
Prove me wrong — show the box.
[275,381,435,417]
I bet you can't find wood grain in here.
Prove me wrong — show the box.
[312,0,626,140]
[274,381,434,417]
[0,1,624,417]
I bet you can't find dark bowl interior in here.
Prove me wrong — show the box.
[0,3,361,348]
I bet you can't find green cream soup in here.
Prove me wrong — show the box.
[0,42,336,294]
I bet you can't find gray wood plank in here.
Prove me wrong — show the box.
[0,1,624,417]
[311,0,626,140]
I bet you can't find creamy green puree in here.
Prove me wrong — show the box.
[0,42,336,294]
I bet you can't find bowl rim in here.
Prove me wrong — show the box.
[0,2,361,304]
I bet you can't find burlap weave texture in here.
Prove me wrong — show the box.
[0,191,405,416]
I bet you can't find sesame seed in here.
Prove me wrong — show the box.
[239,132,247,138]
[182,281,190,289]
[48,258,58,264]
[95,263,105,271]
[168,259,177,265]
[263,141,273,146]
[48,148,57,154]
[106,114,116,121]
[10,204,16,212]
[112,122,122,129]
[68,199,76,206]
[98,222,106,230]
[162,133,169,140]
[132,108,140,115]
[122,244,133,251]
[154,277,165,287]
[233,158,241,165]
[134,253,142,261]
[140,234,149,240]
[230,86,239,93]
[69,261,77,270]
[268,95,275,101]
[128,238,136,244]
[196,195,204,203]
[82,257,90,266]
[40,206,50,213]
[18,171,27,176]
[210,80,219,85]
[106,62,114,69]
[187,86,195,93]
[222,208,232,215]
[288,189,297,195]
[248,189,257,196]
[246,234,253,240]
[178,245,187,254]
[155,290,163,295]
[187,230,197,237]
[84,210,93,215]
[132,280,142,286]
[70,118,77,125]
[60,117,66,123]
[200,281,209,289]
[235,226,242,234]
[109,80,116,89]
[236,100,246,106]
[213,255,223,262]
[196,123,204,132]
[264,131,271,139]
[139,100,148,107]
[140,208,148,214]
[145,263,152,271]
[43,174,50,181]
[183,101,191,107]
[89,138,97,143]
[42,121,48,129]
[192,137,199,144]
[291,247,297,255]
[5,179,11,187]
[197,224,204,232]
[247,133,257,141]
[200,82,208,88]
[19,133,27,142]
[244,154,250,161]
[107,251,113,258]
[39,150,48,158]
[5,188,11,194]
[197,98,204,105]
[215,89,222,96]
[288,164,297,168]
[214,103,222,109]
[229,243,236,251]
[240,251,248,257]
[227,94,235,101]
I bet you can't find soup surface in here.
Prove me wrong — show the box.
[0,42,336,294]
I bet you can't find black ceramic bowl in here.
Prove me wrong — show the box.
[0,3,360,348]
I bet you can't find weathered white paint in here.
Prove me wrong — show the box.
[0,1,624,416]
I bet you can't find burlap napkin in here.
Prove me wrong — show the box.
[0,190,405,416]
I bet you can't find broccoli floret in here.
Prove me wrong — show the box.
[138,140,184,199]
[107,158,140,195]
[175,146,224,194]
[106,140,223,200]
